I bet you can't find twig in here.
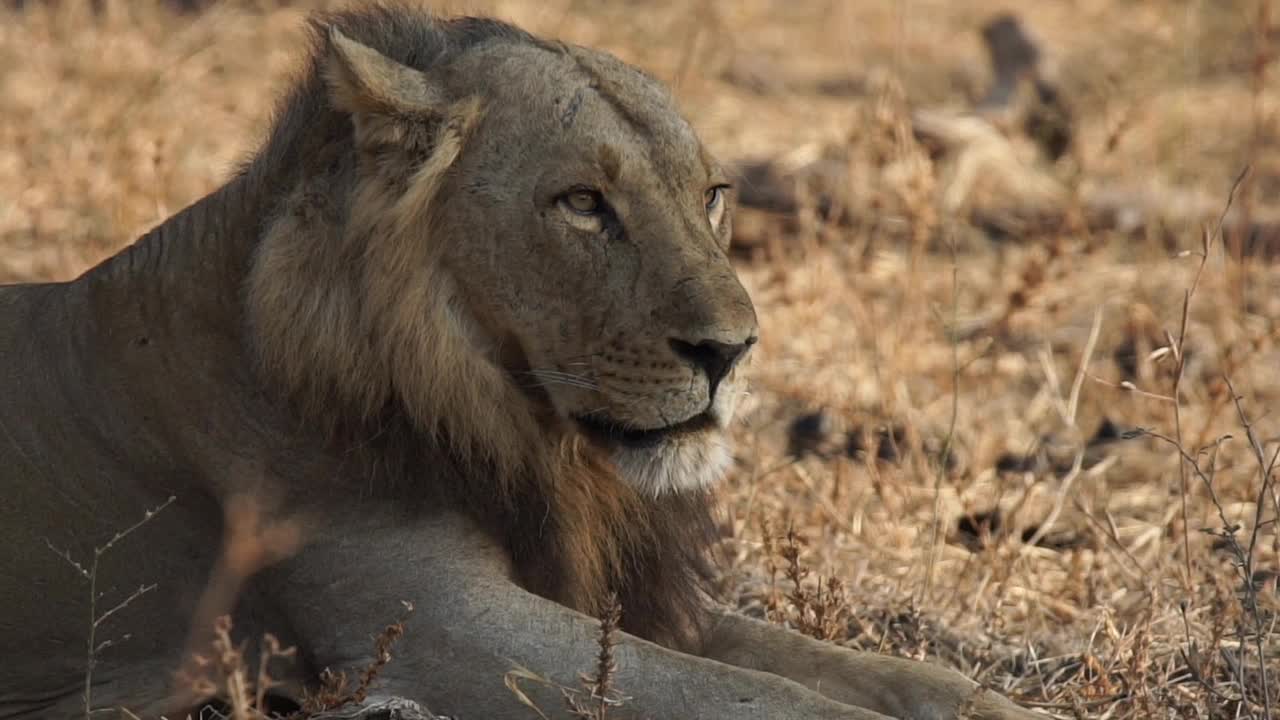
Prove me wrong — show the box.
[1142,424,1276,715]
[46,495,175,720]
[1023,307,1103,551]
[1223,376,1276,720]
[1092,375,1176,403]
[1066,307,1104,425]
[1170,166,1248,589]
[922,231,961,603]
[1070,496,1149,586]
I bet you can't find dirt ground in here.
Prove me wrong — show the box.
[2,1,1278,717]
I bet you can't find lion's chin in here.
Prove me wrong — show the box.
[608,430,733,497]
[570,380,745,496]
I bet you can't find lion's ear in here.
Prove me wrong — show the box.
[324,26,444,117]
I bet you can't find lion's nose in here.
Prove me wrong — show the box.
[669,335,757,398]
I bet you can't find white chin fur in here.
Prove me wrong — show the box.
[612,433,733,497]
[612,375,743,497]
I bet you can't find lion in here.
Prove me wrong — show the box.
[0,7,1039,719]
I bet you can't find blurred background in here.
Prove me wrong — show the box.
[2,1,1278,716]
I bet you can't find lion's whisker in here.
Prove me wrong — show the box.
[523,370,598,385]
[518,369,600,391]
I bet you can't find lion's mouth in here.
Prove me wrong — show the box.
[574,411,717,450]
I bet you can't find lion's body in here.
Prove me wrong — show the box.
[1,7,1037,720]
[0,187,295,715]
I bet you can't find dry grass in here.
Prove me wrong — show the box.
[4,0,1279,717]
[297,604,412,716]
[174,609,413,720]
[174,615,297,720]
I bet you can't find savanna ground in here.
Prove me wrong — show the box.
[2,1,1279,718]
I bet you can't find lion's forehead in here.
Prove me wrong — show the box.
[466,43,708,185]
[586,97,704,187]
[568,49,706,172]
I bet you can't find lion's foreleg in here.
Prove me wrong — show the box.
[261,512,889,720]
[700,608,1040,720]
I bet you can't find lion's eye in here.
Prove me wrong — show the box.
[562,189,603,216]
[704,186,724,210]
[705,184,730,227]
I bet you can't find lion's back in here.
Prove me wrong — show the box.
[0,280,220,716]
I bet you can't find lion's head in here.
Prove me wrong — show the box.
[247,10,756,498]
